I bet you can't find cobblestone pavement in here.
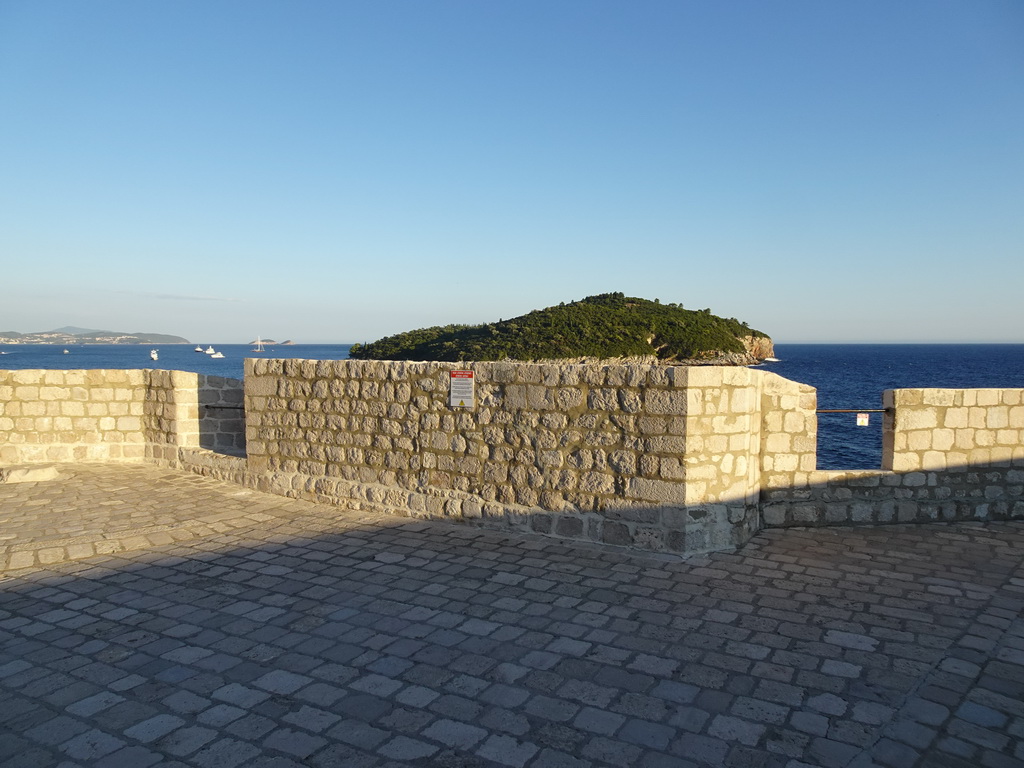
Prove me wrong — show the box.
[1,464,1023,768]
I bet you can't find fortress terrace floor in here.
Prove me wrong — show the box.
[1,463,1023,768]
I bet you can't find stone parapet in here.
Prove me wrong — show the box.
[885,388,1024,471]
[761,388,1024,527]
[0,369,147,463]
[243,359,768,553]
[3,364,1023,552]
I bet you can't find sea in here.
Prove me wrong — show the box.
[2,342,1022,471]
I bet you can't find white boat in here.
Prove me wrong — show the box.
[210,351,225,359]
[195,345,203,352]
[205,346,216,354]
[150,349,159,361]
[253,336,266,353]
[63,349,69,354]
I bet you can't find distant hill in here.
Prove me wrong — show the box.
[348,293,773,364]
[0,328,190,344]
[50,326,104,335]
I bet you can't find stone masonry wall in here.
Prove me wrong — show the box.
[0,369,147,463]
[3,364,1022,553]
[761,387,1024,527]
[198,375,246,456]
[0,368,245,469]
[243,359,765,553]
[885,388,1024,471]
[145,370,246,474]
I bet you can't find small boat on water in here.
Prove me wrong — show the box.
[195,345,203,352]
[63,349,69,354]
[253,336,266,353]
[210,351,225,359]
[150,349,159,361]
[205,346,216,355]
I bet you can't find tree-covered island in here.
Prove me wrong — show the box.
[349,293,773,364]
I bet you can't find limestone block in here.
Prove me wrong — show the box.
[12,370,43,384]
[731,387,753,412]
[929,428,954,451]
[765,433,791,454]
[686,389,704,414]
[644,389,688,415]
[22,401,45,417]
[627,477,686,504]
[638,416,667,435]
[782,411,807,434]
[527,385,555,410]
[899,408,939,430]
[687,367,724,387]
[988,407,1010,429]
[996,429,1019,446]
[908,431,932,451]
[39,386,71,400]
[770,454,798,473]
[921,451,947,471]
[977,390,1000,406]
[15,385,40,402]
[922,390,956,406]
[704,434,728,453]
[660,457,685,480]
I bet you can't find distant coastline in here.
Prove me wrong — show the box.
[0,328,190,345]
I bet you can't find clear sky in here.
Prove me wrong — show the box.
[2,1,1022,344]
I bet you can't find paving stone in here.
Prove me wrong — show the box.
[3,465,1024,768]
[24,715,90,746]
[524,695,580,722]
[531,747,593,767]
[708,714,766,747]
[184,737,259,768]
[123,714,185,743]
[262,727,327,758]
[377,735,438,760]
[60,730,125,760]
[94,745,162,768]
[618,718,676,750]
[476,733,539,767]
[253,670,312,695]
[573,707,626,736]
[422,718,488,749]
[327,718,390,750]
[156,725,218,756]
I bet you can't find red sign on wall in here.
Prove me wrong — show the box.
[450,370,475,408]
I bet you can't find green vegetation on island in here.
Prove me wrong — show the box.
[349,293,772,364]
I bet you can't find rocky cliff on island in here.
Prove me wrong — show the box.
[349,293,773,365]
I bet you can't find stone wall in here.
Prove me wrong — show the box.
[145,370,246,469]
[760,387,1024,527]
[3,363,1023,554]
[0,369,147,463]
[243,360,768,553]
[0,368,245,468]
[885,388,1024,471]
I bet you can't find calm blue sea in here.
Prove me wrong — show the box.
[0,343,352,380]
[2,342,1022,470]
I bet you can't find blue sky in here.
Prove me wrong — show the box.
[2,1,1022,343]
